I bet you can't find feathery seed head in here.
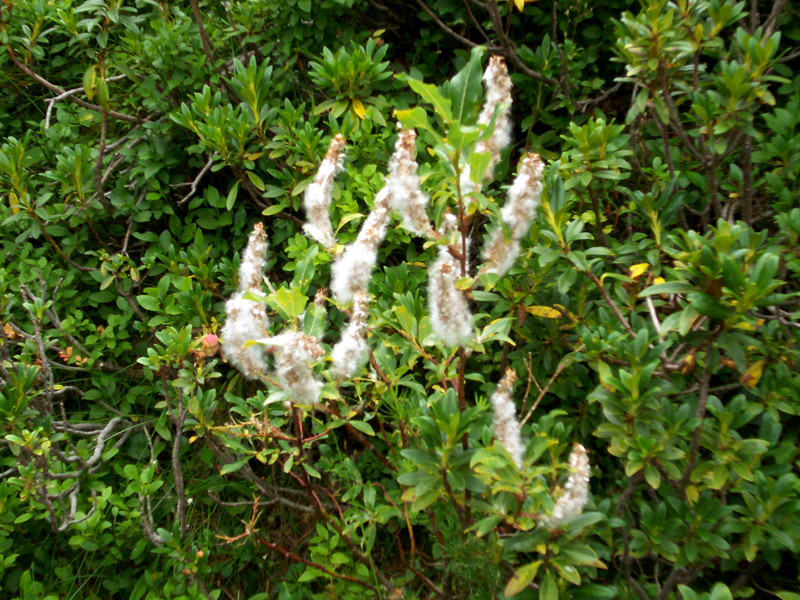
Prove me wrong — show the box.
[331,290,370,378]
[222,223,270,379]
[428,218,473,347]
[331,188,391,303]
[472,55,513,188]
[387,128,433,236]
[260,331,325,406]
[482,153,544,276]
[303,134,346,249]
[490,368,524,467]
[237,222,268,292]
[541,443,591,528]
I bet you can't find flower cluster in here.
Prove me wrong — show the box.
[263,332,327,406]
[330,289,370,379]
[330,188,391,303]
[221,223,270,379]
[541,443,591,528]
[303,134,345,249]
[223,55,548,400]
[460,55,513,199]
[489,368,524,467]
[428,215,473,347]
[482,153,544,276]
[386,128,433,236]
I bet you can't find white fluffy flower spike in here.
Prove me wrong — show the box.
[303,134,346,249]
[460,55,513,200]
[428,215,473,347]
[330,188,392,303]
[258,332,326,406]
[482,153,544,276]
[386,128,433,236]
[222,223,270,379]
[541,443,591,528]
[331,289,370,379]
[490,368,524,468]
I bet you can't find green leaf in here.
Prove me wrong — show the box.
[410,487,442,512]
[83,65,97,100]
[292,246,318,293]
[220,458,248,475]
[302,302,327,339]
[564,512,605,532]
[404,77,453,123]
[137,295,160,311]
[560,544,605,568]
[644,463,661,489]
[395,106,433,134]
[442,46,485,122]
[302,462,321,478]
[400,449,439,468]
[336,211,365,233]
[750,252,779,290]
[686,292,729,320]
[554,560,581,585]
[504,561,540,597]
[540,569,559,600]
[262,203,284,216]
[247,171,266,191]
[639,281,696,296]
[393,305,417,338]
[709,583,732,600]
[226,182,239,211]
[397,470,437,486]
[349,420,375,436]
[266,286,308,321]
[468,149,492,186]
[297,567,322,583]
[478,317,513,344]
[446,120,481,157]
[470,516,503,537]
[95,78,110,110]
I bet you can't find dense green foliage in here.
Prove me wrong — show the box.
[2,1,800,598]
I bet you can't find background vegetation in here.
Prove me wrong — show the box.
[1,0,800,598]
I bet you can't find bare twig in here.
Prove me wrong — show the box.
[6,46,140,123]
[763,0,787,37]
[679,344,712,494]
[188,0,218,64]
[520,352,575,425]
[584,272,637,337]
[44,74,127,131]
[94,110,114,217]
[176,153,218,205]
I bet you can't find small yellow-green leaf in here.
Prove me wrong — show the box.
[95,77,110,110]
[454,276,475,291]
[526,305,562,319]
[629,263,649,279]
[336,212,365,233]
[351,98,366,119]
[9,192,19,215]
[262,203,284,216]
[644,463,661,489]
[83,65,97,100]
[504,561,540,597]
[247,171,266,191]
[740,360,764,389]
